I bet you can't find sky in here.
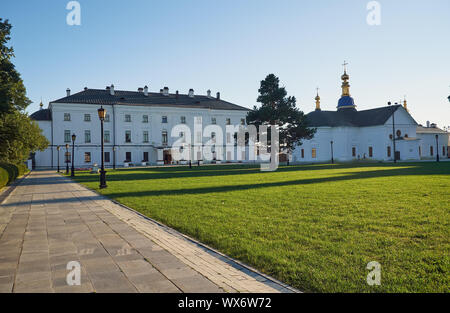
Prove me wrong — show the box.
[1,0,449,128]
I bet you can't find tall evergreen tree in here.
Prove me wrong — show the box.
[247,74,315,155]
[0,18,48,163]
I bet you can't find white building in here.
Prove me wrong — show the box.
[30,86,249,168]
[292,70,449,163]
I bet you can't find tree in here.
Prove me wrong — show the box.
[247,74,315,155]
[0,18,48,164]
[0,111,48,162]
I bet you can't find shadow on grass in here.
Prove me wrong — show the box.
[72,162,450,185]
[92,163,450,198]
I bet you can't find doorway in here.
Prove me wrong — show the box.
[163,150,172,165]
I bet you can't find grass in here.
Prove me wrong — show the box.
[69,162,450,292]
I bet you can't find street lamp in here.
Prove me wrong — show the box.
[435,134,440,162]
[113,146,116,170]
[56,146,60,173]
[388,102,397,163]
[71,134,76,177]
[330,140,334,164]
[65,144,69,174]
[98,106,107,188]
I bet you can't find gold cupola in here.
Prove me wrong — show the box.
[315,88,321,111]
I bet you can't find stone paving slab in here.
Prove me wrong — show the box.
[0,170,297,293]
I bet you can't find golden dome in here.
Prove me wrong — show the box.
[341,72,349,81]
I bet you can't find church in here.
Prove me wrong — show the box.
[292,67,449,163]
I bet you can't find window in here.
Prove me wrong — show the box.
[419,146,422,157]
[352,147,356,157]
[211,117,216,125]
[104,152,110,163]
[84,114,91,122]
[84,130,91,143]
[196,131,202,143]
[227,151,232,160]
[387,146,391,157]
[84,152,91,163]
[369,147,373,157]
[301,149,304,158]
[162,131,168,145]
[143,115,148,123]
[180,116,186,124]
[64,113,71,121]
[180,132,185,143]
[226,133,231,144]
[143,152,149,162]
[125,152,131,162]
[312,148,317,158]
[226,118,231,125]
[443,146,446,156]
[125,114,131,122]
[105,114,110,122]
[240,118,245,125]
[64,130,71,143]
[162,116,168,123]
[143,131,149,143]
[125,130,131,143]
[104,130,110,143]
[430,146,434,156]
[211,132,216,143]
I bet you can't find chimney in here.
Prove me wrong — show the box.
[176,90,179,99]
[144,85,148,96]
[138,87,144,93]
[163,87,169,96]
[84,87,88,91]
[110,84,115,96]
[66,88,71,97]
[431,123,437,128]
[188,89,194,98]
[160,89,163,95]
[216,92,220,100]
[207,89,212,98]
[426,121,430,128]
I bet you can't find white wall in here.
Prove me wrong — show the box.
[34,102,249,168]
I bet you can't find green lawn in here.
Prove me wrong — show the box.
[69,162,450,292]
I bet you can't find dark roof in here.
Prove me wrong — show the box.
[416,126,447,134]
[50,88,250,111]
[30,109,52,121]
[306,105,415,127]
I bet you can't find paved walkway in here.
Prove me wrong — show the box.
[0,171,295,293]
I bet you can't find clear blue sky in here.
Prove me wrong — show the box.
[2,0,449,128]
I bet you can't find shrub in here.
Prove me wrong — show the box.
[0,162,29,188]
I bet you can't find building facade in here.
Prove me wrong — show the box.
[292,70,449,163]
[31,86,250,168]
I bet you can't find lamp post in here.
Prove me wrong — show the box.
[388,102,397,163]
[330,140,334,164]
[71,134,76,177]
[56,146,60,172]
[98,106,107,188]
[113,146,116,170]
[435,134,439,162]
[65,144,69,174]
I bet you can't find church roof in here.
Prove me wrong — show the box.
[30,108,52,121]
[416,126,447,134]
[306,105,410,127]
[50,88,250,111]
